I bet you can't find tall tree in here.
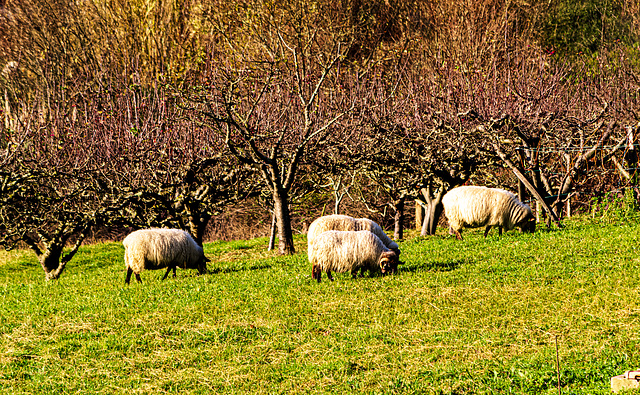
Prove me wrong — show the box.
[181,4,359,254]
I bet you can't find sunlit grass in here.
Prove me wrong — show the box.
[0,217,639,394]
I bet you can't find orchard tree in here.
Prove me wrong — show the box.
[0,97,122,280]
[181,4,360,254]
[348,124,428,240]
[356,59,487,237]
[469,51,633,224]
[0,66,249,279]
[0,167,103,280]
[89,82,253,247]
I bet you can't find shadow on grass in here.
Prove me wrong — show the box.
[1,257,36,268]
[530,225,565,234]
[207,263,272,275]
[401,259,464,273]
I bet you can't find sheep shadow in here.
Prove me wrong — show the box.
[400,259,464,273]
[207,263,272,275]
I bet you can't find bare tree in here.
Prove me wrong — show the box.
[475,51,635,224]
[0,98,120,280]
[0,169,98,280]
[0,60,251,279]
[323,173,357,215]
[353,58,487,237]
[90,84,253,247]
[181,6,359,254]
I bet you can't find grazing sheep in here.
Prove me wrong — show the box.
[309,230,400,283]
[307,214,400,256]
[123,228,209,284]
[442,186,535,240]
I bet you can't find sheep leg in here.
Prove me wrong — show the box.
[162,266,173,280]
[498,226,503,236]
[484,226,492,237]
[453,229,464,240]
[125,267,133,285]
[134,273,142,283]
[172,266,177,278]
[327,270,334,281]
[312,264,322,283]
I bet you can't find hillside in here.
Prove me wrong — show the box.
[0,216,638,394]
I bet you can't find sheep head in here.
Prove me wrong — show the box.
[190,254,209,274]
[379,251,400,274]
[519,214,536,234]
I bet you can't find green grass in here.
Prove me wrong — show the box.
[1,217,639,394]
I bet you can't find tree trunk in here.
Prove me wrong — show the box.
[536,201,542,223]
[421,186,445,236]
[188,212,211,247]
[268,210,276,251]
[25,231,86,280]
[333,188,343,215]
[421,198,444,236]
[392,197,405,241]
[517,149,527,203]
[518,181,526,203]
[415,201,424,231]
[273,189,295,254]
[39,246,68,281]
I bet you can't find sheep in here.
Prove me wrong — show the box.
[309,230,401,283]
[442,186,536,240]
[123,228,209,284]
[307,214,400,257]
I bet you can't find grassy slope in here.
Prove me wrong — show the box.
[0,217,639,394]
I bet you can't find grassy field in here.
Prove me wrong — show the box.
[0,216,639,394]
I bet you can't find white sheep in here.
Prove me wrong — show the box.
[442,186,535,240]
[309,230,400,283]
[123,228,209,284]
[307,214,400,256]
